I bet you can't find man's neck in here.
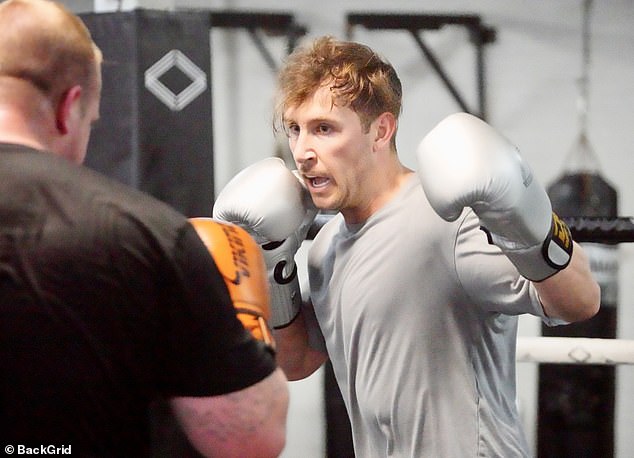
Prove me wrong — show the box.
[341,165,414,224]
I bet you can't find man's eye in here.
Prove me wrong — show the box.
[285,124,299,137]
[317,124,331,134]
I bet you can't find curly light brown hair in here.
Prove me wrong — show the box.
[275,36,402,150]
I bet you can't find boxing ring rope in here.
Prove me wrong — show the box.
[516,337,634,365]
[561,216,634,244]
[307,215,634,366]
[308,215,634,244]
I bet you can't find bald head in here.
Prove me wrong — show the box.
[0,0,102,163]
[0,0,102,108]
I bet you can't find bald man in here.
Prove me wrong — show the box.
[0,1,288,456]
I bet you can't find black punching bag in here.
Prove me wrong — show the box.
[538,1,619,454]
[538,132,619,458]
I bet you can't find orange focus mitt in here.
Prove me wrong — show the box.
[189,217,275,349]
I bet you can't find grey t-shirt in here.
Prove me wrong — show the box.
[306,174,558,457]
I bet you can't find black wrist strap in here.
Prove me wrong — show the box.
[541,212,573,270]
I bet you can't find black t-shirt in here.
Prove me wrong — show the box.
[0,144,276,456]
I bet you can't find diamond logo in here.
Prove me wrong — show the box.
[144,49,207,111]
[568,346,591,363]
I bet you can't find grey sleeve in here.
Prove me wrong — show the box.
[454,210,561,324]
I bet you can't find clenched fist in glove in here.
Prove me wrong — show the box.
[417,112,573,281]
[213,157,318,328]
[189,218,275,349]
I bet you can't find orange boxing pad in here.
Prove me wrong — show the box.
[189,217,275,349]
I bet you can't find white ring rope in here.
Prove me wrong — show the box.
[516,337,634,365]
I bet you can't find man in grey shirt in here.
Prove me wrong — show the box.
[214,36,600,457]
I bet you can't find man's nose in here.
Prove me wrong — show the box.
[293,132,317,166]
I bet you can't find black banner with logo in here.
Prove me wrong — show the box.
[80,9,214,217]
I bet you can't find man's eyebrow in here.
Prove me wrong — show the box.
[284,116,325,125]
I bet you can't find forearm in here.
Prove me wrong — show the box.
[417,113,600,323]
[171,367,289,458]
[534,241,601,322]
[274,311,327,381]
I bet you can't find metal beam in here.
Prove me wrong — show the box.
[346,12,496,120]
[208,10,307,73]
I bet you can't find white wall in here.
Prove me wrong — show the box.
[76,0,634,456]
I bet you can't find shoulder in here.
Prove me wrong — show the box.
[69,160,188,225]
[44,161,194,258]
[307,213,343,268]
[311,212,343,243]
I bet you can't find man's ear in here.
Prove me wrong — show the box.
[55,85,82,134]
[372,111,397,150]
